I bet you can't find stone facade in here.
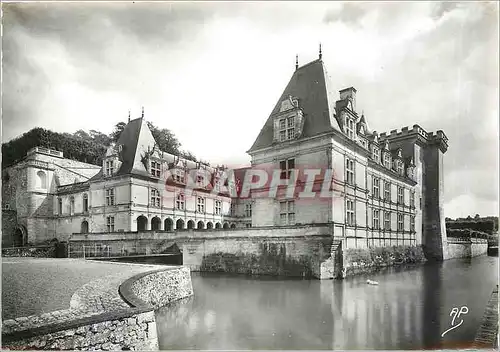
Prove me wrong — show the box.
[246,56,448,260]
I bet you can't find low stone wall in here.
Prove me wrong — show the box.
[446,238,488,259]
[2,266,194,350]
[120,266,194,310]
[2,245,56,258]
[2,308,158,350]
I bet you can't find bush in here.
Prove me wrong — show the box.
[344,245,425,269]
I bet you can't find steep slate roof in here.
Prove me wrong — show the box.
[248,59,341,153]
[116,117,144,176]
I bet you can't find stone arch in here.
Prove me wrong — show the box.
[176,219,185,230]
[206,222,213,229]
[230,223,236,229]
[37,170,47,189]
[164,218,174,231]
[151,216,161,231]
[197,221,204,230]
[81,220,89,234]
[215,222,222,229]
[187,220,195,230]
[137,215,148,231]
[223,222,230,229]
[13,226,27,247]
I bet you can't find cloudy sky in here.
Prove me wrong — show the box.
[2,2,498,218]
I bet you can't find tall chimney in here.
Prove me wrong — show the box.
[339,87,357,112]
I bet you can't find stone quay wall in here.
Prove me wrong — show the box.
[2,266,193,350]
[68,225,336,279]
[446,238,488,259]
[473,285,499,349]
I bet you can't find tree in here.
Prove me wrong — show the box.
[73,130,91,140]
[146,121,182,154]
[110,122,127,142]
[474,214,480,219]
[89,130,112,146]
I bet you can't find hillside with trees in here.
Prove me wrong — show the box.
[2,121,197,167]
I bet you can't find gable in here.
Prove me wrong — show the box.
[248,59,341,153]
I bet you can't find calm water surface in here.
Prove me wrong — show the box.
[156,256,498,350]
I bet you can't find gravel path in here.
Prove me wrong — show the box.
[1,258,165,320]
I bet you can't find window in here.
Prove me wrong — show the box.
[230,203,236,216]
[373,209,380,229]
[280,200,295,225]
[83,194,89,212]
[245,203,252,217]
[384,211,391,230]
[384,153,391,168]
[106,188,115,206]
[372,177,380,198]
[176,193,185,210]
[150,161,161,177]
[106,216,115,232]
[70,196,75,215]
[174,169,185,183]
[384,181,391,201]
[150,189,160,207]
[346,158,355,185]
[105,160,114,176]
[346,199,355,226]
[397,186,404,205]
[213,178,221,193]
[410,191,415,208]
[246,223,252,228]
[372,147,380,163]
[280,158,295,180]
[215,200,222,215]
[345,117,355,139]
[58,198,63,214]
[37,171,47,189]
[196,175,205,188]
[410,215,415,232]
[197,197,205,213]
[397,213,404,231]
[278,116,295,142]
[397,161,404,175]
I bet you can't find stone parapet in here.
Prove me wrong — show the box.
[2,265,194,350]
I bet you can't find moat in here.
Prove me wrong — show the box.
[155,255,498,350]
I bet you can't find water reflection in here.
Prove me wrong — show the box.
[156,256,498,350]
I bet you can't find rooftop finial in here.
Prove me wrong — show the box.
[319,43,322,60]
[128,110,131,123]
[141,106,144,118]
[295,54,298,70]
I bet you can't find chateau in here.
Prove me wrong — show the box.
[2,52,449,260]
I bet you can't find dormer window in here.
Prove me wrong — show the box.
[279,116,295,142]
[150,161,161,177]
[105,160,114,176]
[397,161,404,175]
[174,169,185,183]
[384,153,391,168]
[196,175,205,188]
[372,147,380,163]
[345,117,355,139]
